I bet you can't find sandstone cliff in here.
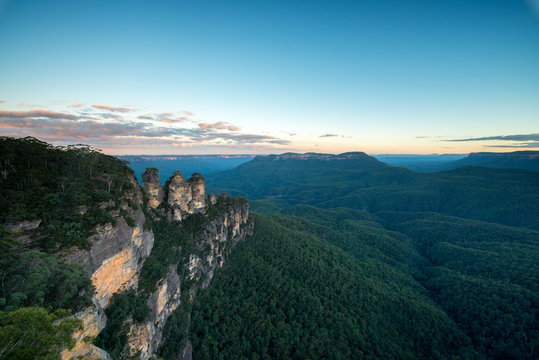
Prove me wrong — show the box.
[62,177,154,360]
[164,170,206,221]
[61,168,251,360]
[141,168,163,209]
[124,196,252,359]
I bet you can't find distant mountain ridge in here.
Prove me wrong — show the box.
[207,151,539,230]
[258,151,375,161]
[376,151,539,172]
[119,154,255,161]
[448,150,539,171]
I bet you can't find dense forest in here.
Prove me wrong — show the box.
[206,153,539,230]
[191,214,480,360]
[0,137,140,359]
[197,154,539,360]
[1,140,538,359]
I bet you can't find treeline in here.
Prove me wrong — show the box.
[0,136,135,250]
[383,212,539,359]
[189,204,538,359]
[190,214,479,360]
[0,137,137,360]
[206,155,539,230]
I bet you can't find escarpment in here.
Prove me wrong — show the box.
[0,138,252,360]
[89,168,252,359]
[61,176,155,360]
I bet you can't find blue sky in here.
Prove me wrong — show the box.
[0,0,538,154]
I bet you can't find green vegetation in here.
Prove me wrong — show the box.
[158,297,192,359]
[0,307,82,360]
[93,289,150,359]
[189,202,539,359]
[2,139,537,359]
[97,193,248,359]
[207,155,539,230]
[0,137,135,359]
[139,194,247,295]
[190,214,479,360]
[0,250,93,312]
[382,212,539,359]
[0,136,135,251]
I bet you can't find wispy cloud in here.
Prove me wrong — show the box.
[0,104,289,152]
[180,110,195,116]
[0,100,5,104]
[92,104,134,113]
[199,121,240,131]
[485,142,539,148]
[70,103,84,108]
[446,134,539,142]
[17,103,42,108]
[137,112,189,123]
[0,109,82,120]
[319,133,338,138]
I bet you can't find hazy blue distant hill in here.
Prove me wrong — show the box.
[375,151,539,172]
[374,154,466,172]
[445,151,539,172]
[118,154,254,184]
[206,152,415,197]
[207,152,539,230]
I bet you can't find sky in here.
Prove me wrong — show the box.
[0,0,538,155]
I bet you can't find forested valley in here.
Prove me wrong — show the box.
[1,140,537,359]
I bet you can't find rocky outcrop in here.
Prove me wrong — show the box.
[164,170,206,221]
[62,177,154,360]
[141,168,164,209]
[124,196,253,359]
[60,169,251,360]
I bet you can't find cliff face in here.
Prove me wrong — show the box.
[124,200,252,359]
[141,168,163,209]
[62,168,251,360]
[164,170,206,221]
[62,177,154,360]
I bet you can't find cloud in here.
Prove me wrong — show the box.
[485,142,539,148]
[446,134,539,142]
[0,117,147,138]
[0,109,81,120]
[17,103,42,108]
[92,104,133,113]
[137,113,189,123]
[199,121,240,131]
[70,103,84,108]
[319,133,338,138]
[0,104,290,151]
[180,110,195,116]
[0,114,289,146]
[161,117,188,124]
[0,100,5,104]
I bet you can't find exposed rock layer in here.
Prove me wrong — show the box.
[165,170,206,221]
[62,178,154,360]
[124,197,252,359]
[61,169,251,360]
[141,168,164,209]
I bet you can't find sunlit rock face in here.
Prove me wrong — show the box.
[141,168,163,209]
[123,198,253,359]
[61,169,251,360]
[165,170,206,221]
[61,178,154,360]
